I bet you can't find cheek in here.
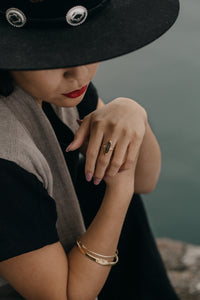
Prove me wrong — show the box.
[31,77,59,99]
[89,63,99,78]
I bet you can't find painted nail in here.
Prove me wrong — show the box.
[93,178,101,185]
[65,145,72,152]
[76,119,83,125]
[86,172,93,182]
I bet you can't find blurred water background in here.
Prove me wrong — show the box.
[93,0,200,244]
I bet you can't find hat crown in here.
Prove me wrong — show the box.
[1,0,103,19]
[0,0,180,71]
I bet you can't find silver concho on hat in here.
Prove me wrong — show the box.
[66,6,88,26]
[6,8,27,28]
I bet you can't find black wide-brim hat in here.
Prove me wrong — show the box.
[0,0,179,70]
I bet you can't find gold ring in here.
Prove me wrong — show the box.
[102,140,114,155]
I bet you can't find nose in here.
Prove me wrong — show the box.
[63,65,88,88]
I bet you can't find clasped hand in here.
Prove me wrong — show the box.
[66,98,147,186]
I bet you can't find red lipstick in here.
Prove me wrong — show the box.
[62,85,88,98]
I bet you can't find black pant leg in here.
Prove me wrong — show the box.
[75,157,179,300]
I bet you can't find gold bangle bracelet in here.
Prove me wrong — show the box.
[77,240,118,258]
[84,251,119,266]
[76,240,119,266]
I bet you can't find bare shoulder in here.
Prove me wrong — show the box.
[0,242,68,300]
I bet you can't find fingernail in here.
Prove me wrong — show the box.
[86,172,93,182]
[65,143,72,152]
[76,119,83,125]
[93,178,101,185]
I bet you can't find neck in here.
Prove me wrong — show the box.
[36,98,43,107]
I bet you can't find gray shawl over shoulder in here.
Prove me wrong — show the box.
[0,85,86,299]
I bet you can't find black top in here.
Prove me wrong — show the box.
[0,82,98,262]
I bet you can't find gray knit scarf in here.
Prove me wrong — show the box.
[0,85,86,299]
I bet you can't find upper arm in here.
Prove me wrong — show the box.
[0,242,68,300]
[0,160,68,299]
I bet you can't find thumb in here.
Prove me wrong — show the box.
[65,118,90,152]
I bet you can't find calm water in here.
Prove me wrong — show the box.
[93,0,200,244]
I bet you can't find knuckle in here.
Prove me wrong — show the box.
[126,128,133,138]
[91,119,100,127]
[106,170,117,177]
[124,159,134,168]
[91,118,103,129]
[86,150,96,160]
[108,120,118,129]
[83,115,88,122]
[98,157,108,167]
[110,160,121,169]
[106,170,114,177]
[133,131,142,141]
[121,127,130,136]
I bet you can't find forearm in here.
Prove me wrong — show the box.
[134,122,161,194]
[67,186,133,300]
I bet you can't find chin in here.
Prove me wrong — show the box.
[55,94,85,107]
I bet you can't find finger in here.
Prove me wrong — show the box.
[84,126,104,182]
[102,138,130,177]
[92,138,117,184]
[76,119,83,126]
[118,141,138,171]
[65,118,90,152]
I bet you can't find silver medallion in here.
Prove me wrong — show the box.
[6,8,27,28]
[66,6,88,26]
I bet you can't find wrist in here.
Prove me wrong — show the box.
[105,184,134,202]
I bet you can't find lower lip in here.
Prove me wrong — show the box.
[62,85,88,98]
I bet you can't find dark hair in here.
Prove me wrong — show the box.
[0,71,14,97]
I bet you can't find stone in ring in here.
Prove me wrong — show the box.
[102,140,114,155]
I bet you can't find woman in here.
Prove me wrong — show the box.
[0,0,180,299]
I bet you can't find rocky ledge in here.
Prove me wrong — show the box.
[157,238,200,300]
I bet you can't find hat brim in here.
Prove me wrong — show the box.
[0,0,179,70]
